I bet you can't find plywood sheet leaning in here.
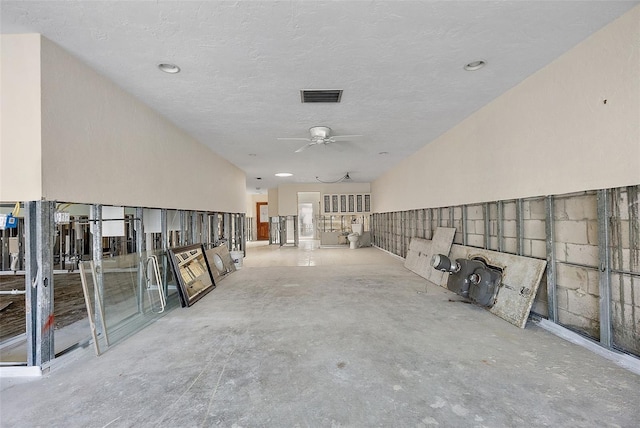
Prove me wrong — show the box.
[445,244,547,328]
[404,227,456,284]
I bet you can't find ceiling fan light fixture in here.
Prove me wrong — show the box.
[158,63,181,74]
[464,60,486,71]
[315,172,352,184]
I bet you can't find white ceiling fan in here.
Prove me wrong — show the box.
[278,126,362,153]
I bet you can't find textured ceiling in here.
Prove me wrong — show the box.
[1,1,637,193]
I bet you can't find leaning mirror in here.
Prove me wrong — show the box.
[168,244,216,307]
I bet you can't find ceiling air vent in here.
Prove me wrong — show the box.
[300,89,343,103]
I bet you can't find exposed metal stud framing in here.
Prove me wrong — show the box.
[211,213,219,247]
[516,199,524,256]
[239,213,246,254]
[483,203,490,250]
[25,201,56,366]
[545,196,558,323]
[88,204,108,352]
[161,209,169,294]
[293,215,299,247]
[179,210,187,246]
[136,207,145,313]
[449,207,454,229]
[279,216,286,246]
[497,201,504,252]
[462,205,468,246]
[224,213,231,245]
[202,212,210,248]
[370,185,640,357]
[191,211,199,244]
[597,189,613,348]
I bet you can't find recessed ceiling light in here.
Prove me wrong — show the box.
[379,151,389,155]
[248,153,257,157]
[158,63,180,74]
[275,172,292,177]
[464,60,486,71]
[256,177,262,180]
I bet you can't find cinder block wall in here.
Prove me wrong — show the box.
[371,185,639,357]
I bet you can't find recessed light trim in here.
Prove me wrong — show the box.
[464,60,486,71]
[275,172,293,177]
[158,63,181,74]
[378,151,389,155]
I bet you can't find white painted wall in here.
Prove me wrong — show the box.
[0,35,42,201]
[245,193,269,218]
[276,183,371,216]
[1,35,246,213]
[267,187,279,217]
[245,193,268,240]
[373,6,640,212]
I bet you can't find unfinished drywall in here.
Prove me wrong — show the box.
[446,244,547,329]
[404,228,456,285]
[372,6,640,212]
[2,35,246,213]
[0,35,42,201]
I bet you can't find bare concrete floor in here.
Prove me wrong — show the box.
[1,243,639,427]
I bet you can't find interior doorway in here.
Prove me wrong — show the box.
[297,192,320,240]
[256,202,269,240]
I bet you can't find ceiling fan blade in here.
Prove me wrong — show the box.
[295,143,312,153]
[277,137,312,141]
[329,135,363,139]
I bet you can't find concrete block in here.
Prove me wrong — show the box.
[489,219,497,236]
[503,237,517,254]
[467,234,484,248]
[564,194,598,221]
[566,289,599,321]
[565,243,599,266]
[503,201,517,220]
[523,219,546,240]
[503,220,517,238]
[616,221,631,248]
[612,303,640,355]
[465,219,475,234]
[466,204,483,220]
[555,221,588,245]
[586,269,600,296]
[614,191,631,220]
[525,198,546,220]
[530,239,547,259]
[554,242,567,262]
[531,299,549,317]
[557,308,599,339]
[555,263,591,291]
[535,276,548,301]
[610,275,638,305]
[586,220,599,246]
[556,287,569,310]
[489,203,498,219]
[554,199,569,221]
[448,244,547,328]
